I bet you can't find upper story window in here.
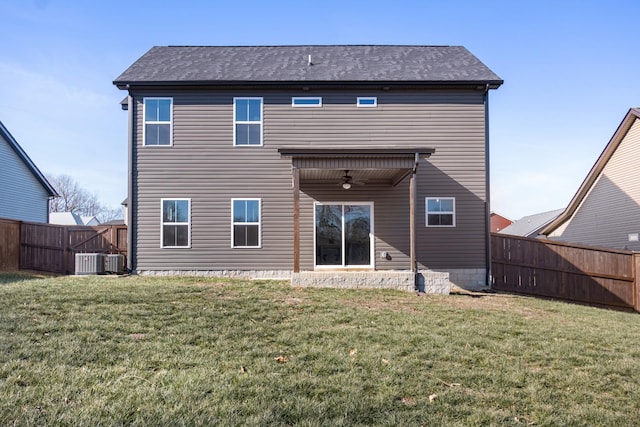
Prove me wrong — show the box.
[232,198,261,248]
[144,98,172,146]
[292,97,322,107]
[161,198,190,248]
[234,97,263,146]
[426,197,456,227]
[357,97,377,107]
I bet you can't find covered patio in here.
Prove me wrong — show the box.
[278,147,450,292]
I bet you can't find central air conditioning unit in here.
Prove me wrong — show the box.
[75,253,106,275]
[105,254,125,274]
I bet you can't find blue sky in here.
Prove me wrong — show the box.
[1,0,639,220]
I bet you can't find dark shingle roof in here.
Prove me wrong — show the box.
[114,45,502,88]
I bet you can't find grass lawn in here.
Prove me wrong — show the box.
[1,273,640,426]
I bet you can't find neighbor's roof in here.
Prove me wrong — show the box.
[541,108,640,235]
[49,212,100,226]
[0,121,58,198]
[499,208,564,238]
[114,45,503,89]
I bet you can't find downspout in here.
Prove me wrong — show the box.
[126,90,134,272]
[484,84,492,288]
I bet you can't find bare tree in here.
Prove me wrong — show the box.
[47,174,122,223]
[95,206,124,224]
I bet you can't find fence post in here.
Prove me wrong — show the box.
[634,253,640,313]
[63,226,71,274]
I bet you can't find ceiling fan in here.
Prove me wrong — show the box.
[338,170,365,190]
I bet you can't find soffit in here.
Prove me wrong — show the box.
[279,146,434,186]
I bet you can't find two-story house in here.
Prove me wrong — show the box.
[113,45,502,291]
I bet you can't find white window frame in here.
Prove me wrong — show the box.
[356,97,377,107]
[425,197,456,227]
[313,201,375,269]
[231,198,262,248]
[233,97,263,146]
[292,97,322,107]
[143,97,173,146]
[160,198,191,248]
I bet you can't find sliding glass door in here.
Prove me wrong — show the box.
[315,203,372,267]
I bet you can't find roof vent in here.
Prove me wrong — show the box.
[308,54,313,66]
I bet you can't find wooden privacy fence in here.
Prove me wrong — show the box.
[492,233,640,312]
[0,218,127,275]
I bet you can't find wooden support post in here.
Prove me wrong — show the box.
[409,169,416,273]
[293,167,300,273]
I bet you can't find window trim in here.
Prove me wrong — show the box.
[160,198,191,248]
[231,198,262,248]
[425,197,456,227]
[292,97,323,107]
[143,97,173,147]
[233,97,264,146]
[356,97,377,107]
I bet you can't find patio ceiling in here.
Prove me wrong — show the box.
[278,146,435,187]
[299,168,410,186]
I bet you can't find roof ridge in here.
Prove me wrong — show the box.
[162,44,459,48]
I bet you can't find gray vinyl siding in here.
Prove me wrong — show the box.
[0,133,50,223]
[549,118,640,250]
[131,88,487,271]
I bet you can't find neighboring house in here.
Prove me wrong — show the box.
[490,212,513,233]
[0,121,58,222]
[499,208,563,238]
[542,108,640,250]
[113,45,502,290]
[49,212,100,226]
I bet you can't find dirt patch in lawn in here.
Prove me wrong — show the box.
[433,291,547,319]
[340,289,547,319]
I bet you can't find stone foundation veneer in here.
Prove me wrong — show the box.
[137,269,451,294]
[137,270,293,280]
[292,270,450,294]
[442,268,488,291]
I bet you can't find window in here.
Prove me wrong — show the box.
[357,97,377,107]
[232,199,261,248]
[315,203,373,267]
[161,199,190,247]
[234,97,263,146]
[426,197,455,227]
[144,98,172,146]
[292,97,322,107]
